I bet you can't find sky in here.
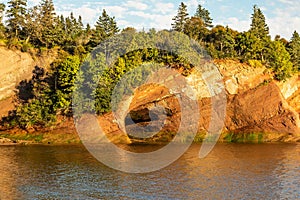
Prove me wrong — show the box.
[2,0,300,39]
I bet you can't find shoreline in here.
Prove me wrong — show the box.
[0,131,299,146]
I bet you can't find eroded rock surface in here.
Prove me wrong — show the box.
[113,60,300,143]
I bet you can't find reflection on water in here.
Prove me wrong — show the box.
[0,144,299,199]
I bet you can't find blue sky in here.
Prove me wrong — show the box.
[2,0,300,39]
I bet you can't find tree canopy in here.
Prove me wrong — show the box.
[0,1,299,129]
[194,4,213,28]
[171,2,189,32]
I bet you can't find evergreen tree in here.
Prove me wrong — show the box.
[84,23,93,46]
[90,9,119,47]
[249,5,269,39]
[14,66,56,129]
[39,0,56,47]
[171,2,189,32]
[24,6,40,45]
[53,15,66,46]
[6,0,27,39]
[0,3,4,20]
[235,32,252,60]
[184,16,208,42]
[55,55,81,115]
[268,40,294,81]
[275,35,289,46]
[194,4,213,28]
[245,5,271,62]
[0,3,6,39]
[207,25,237,58]
[288,31,300,70]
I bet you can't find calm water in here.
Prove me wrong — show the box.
[0,143,299,199]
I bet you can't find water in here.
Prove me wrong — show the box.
[0,143,299,199]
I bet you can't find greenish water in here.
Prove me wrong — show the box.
[0,144,299,199]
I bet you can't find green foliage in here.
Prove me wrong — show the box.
[247,59,263,68]
[235,31,271,62]
[6,37,22,49]
[89,9,119,47]
[194,4,213,28]
[268,40,294,81]
[54,55,81,115]
[1,1,299,131]
[0,133,44,142]
[269,42,294,80]
[77,31,194,115]
[6,66,57,129]
[207,25,237,58]
[0,3,5,39]
[14,98,56,129]
[171,2,189,32]
[288,31,300,71]
[184,17,208,42]
[6,0,27,39]
[38,0,56,48]
[223,132,264,143]
[21,41,33,52]
[250,5,269,39]
[247,5,271,62]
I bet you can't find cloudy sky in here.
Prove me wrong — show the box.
[4,0,300,39]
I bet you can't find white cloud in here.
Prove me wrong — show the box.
[124,0,148,11]
[26,0,300,39]
[127,10,173,30]
[186,0,200,8]
[151,14,173,30]
[212,0,300,39]
[104,6,128,19]
[128,11,156,19]
[153,2,174,14]
[215,17,250,32]
[71,6,99,25]
[278,0,294,5]
[118,19,131,27]
[265,1,300,39]
[267,11,300,39]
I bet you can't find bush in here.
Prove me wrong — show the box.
[6,38,22,50]
[21,42,33,53]
[247,59,263,68]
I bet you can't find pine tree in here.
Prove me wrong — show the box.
[247,5,271,62]
[90,9,119,46]
[288,31,300,71]
[207,25,237,58]
[39,0,56,47]
[40,0,55,24]
[194,4,213,28]
[268,40,294,81]
[24,6,41,45]
[78,15,83,29]
[6,0,27,39]
[55,55,81,115]
[171,2,189,32]
[249,5,269,39]
[53,15,66,46]
[184,16,208,42]
[0,3,6,39]
[0,3,4,20]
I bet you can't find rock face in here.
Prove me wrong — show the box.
[0,47,35,100]
[106,60,300,143]
[0,46,298,143]
[0,47,56,118]
[225,82,300,135]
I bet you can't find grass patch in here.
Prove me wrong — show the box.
[222,132,264,143]
[0,133,44,143]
